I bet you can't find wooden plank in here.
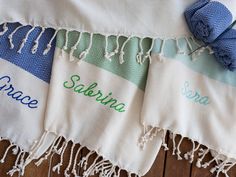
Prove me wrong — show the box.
[145,131,169,177]
[190,145,215,177]
[0,140,17,177]
[0,140,84,177]
[163,135,192,177]
[226,163,236,177]
[145,147,166,177]
[80,147,99,177]
[190,144,236,177]
[25,140,73,177]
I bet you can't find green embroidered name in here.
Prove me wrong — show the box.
[63,75,126,112]
[181,81,210,105]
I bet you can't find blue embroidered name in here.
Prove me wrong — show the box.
[181,81,210,105]
[0,75,38,109]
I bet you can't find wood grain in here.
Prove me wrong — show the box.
[163,135,192,177]
[0,138,235,177]
[145,148,166,177]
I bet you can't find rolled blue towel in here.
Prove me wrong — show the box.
[211,29,236,71]
[185,0,233,44]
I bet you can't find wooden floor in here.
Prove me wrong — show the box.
[0,134,235,177]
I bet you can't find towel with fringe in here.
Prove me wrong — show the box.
[0,23,57,175]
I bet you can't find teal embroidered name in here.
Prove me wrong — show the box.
[63,75,126,112]
[0,75,38,109]
[181,81,210,105]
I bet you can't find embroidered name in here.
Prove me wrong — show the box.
[181,81,210,105]
[63,75,126,112]
[0,75,38,109]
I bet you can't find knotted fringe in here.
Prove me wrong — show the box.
[104,35,120,61]
[0,137,29,176]
[0,22,213,66]
[138,125,159,150]
[0,22,58,56]
[32,136,139,177]
[0,23,8,36]
[0,134,139,177]
[139,127,236,177]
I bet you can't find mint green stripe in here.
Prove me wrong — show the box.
[152,38,236,87]
[56,30,151,91]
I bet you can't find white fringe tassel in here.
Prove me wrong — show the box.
[77,33,93,64]
[0,22,214,67]
[0,138,28,177]
[136,38,144,64]
[119,36,131,64]
[69,32,83,61]
[105,35,120,60]
[8,25,24,49]
[31,136,136,177]
[143,38,155,64]
[31,27,45,54]
[17,26,35,53]
[139,126,236,177]
[1,129,236,177]
[43,29,58,55]
[0,23,9,36]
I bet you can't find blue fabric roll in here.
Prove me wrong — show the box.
[184,0,209,32]
[211,29,236,71]
[185,0,233,44]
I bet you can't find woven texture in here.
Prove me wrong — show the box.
[185,0,232,43]
[211,29,236,71]
[0,23,55,83]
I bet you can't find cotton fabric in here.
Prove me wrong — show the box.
[0,0,197,38]
[1,0,234,39]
